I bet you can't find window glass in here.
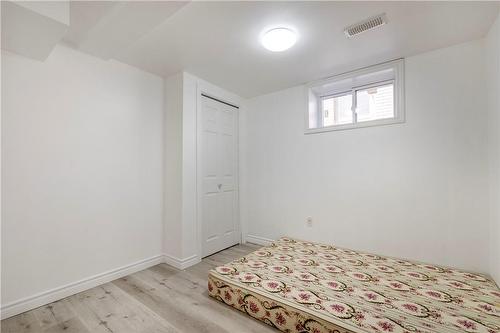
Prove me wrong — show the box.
[355,83,394,122]
[322,94,353,126]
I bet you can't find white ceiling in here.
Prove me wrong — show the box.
[64,1,188,60]
[11,1,500,98]
[116,1,499,98]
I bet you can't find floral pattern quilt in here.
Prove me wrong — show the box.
[208,237,500,333]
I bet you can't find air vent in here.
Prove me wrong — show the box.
[344,14,388,38]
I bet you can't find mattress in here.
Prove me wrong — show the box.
[208,237,500,333]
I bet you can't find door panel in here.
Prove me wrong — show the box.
[219,108,233,135]
[203,194,218,240]
[201,96,238,257]
[203,132,217,176]
[220,134,233,177]
[219,191,234,235]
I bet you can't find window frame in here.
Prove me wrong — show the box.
[305,59,405,134]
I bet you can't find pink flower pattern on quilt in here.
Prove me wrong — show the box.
[208,237,500,333]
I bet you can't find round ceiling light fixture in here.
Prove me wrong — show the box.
[261,27,297,52]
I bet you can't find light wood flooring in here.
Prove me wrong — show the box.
[1,243,276,333]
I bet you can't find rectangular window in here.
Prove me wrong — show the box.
[306,59,404,133]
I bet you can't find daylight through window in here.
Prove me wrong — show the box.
[306,60,404,133]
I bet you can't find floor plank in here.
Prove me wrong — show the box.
[42,318,90,333]
[32,300,75,330]
[145,265,274,333]
[113,274,227,333]
[1,244,271,333]
[65,283,177,333]
[1,312,41,333]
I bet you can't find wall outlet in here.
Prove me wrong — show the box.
[306,217,313,227]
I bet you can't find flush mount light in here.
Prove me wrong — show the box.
[261,27,297,52]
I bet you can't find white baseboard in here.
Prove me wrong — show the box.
[245,234,274,246]
[1,255,163,320]
[163,253,200,270]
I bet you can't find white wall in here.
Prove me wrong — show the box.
[181,73,199,260]
[163,72,199,266]
[241,39,491,273]
[486,13,500,285]
[1,45,164,312]
[164,73,183,259]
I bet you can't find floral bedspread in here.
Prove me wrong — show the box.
[208,237,500,333]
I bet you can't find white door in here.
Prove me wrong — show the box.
[201,95,238,257]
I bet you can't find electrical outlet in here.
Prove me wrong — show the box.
[306,217,313,227]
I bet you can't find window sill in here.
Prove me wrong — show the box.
[304,117,405,135]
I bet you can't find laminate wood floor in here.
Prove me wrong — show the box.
[1,243,276,333]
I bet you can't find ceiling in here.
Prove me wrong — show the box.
[8,1,500,98]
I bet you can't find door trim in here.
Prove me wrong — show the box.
[196,81,241,259]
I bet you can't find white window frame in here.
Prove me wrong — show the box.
[305,59,405,134]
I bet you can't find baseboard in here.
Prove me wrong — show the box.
[1,255,163,320]
[163,253,200,270]
[245,234,275,246]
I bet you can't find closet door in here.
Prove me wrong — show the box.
[201,96,238,257]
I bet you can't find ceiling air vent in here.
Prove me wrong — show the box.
[344,14,388,38]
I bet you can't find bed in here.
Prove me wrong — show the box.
[208,237,500,333]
